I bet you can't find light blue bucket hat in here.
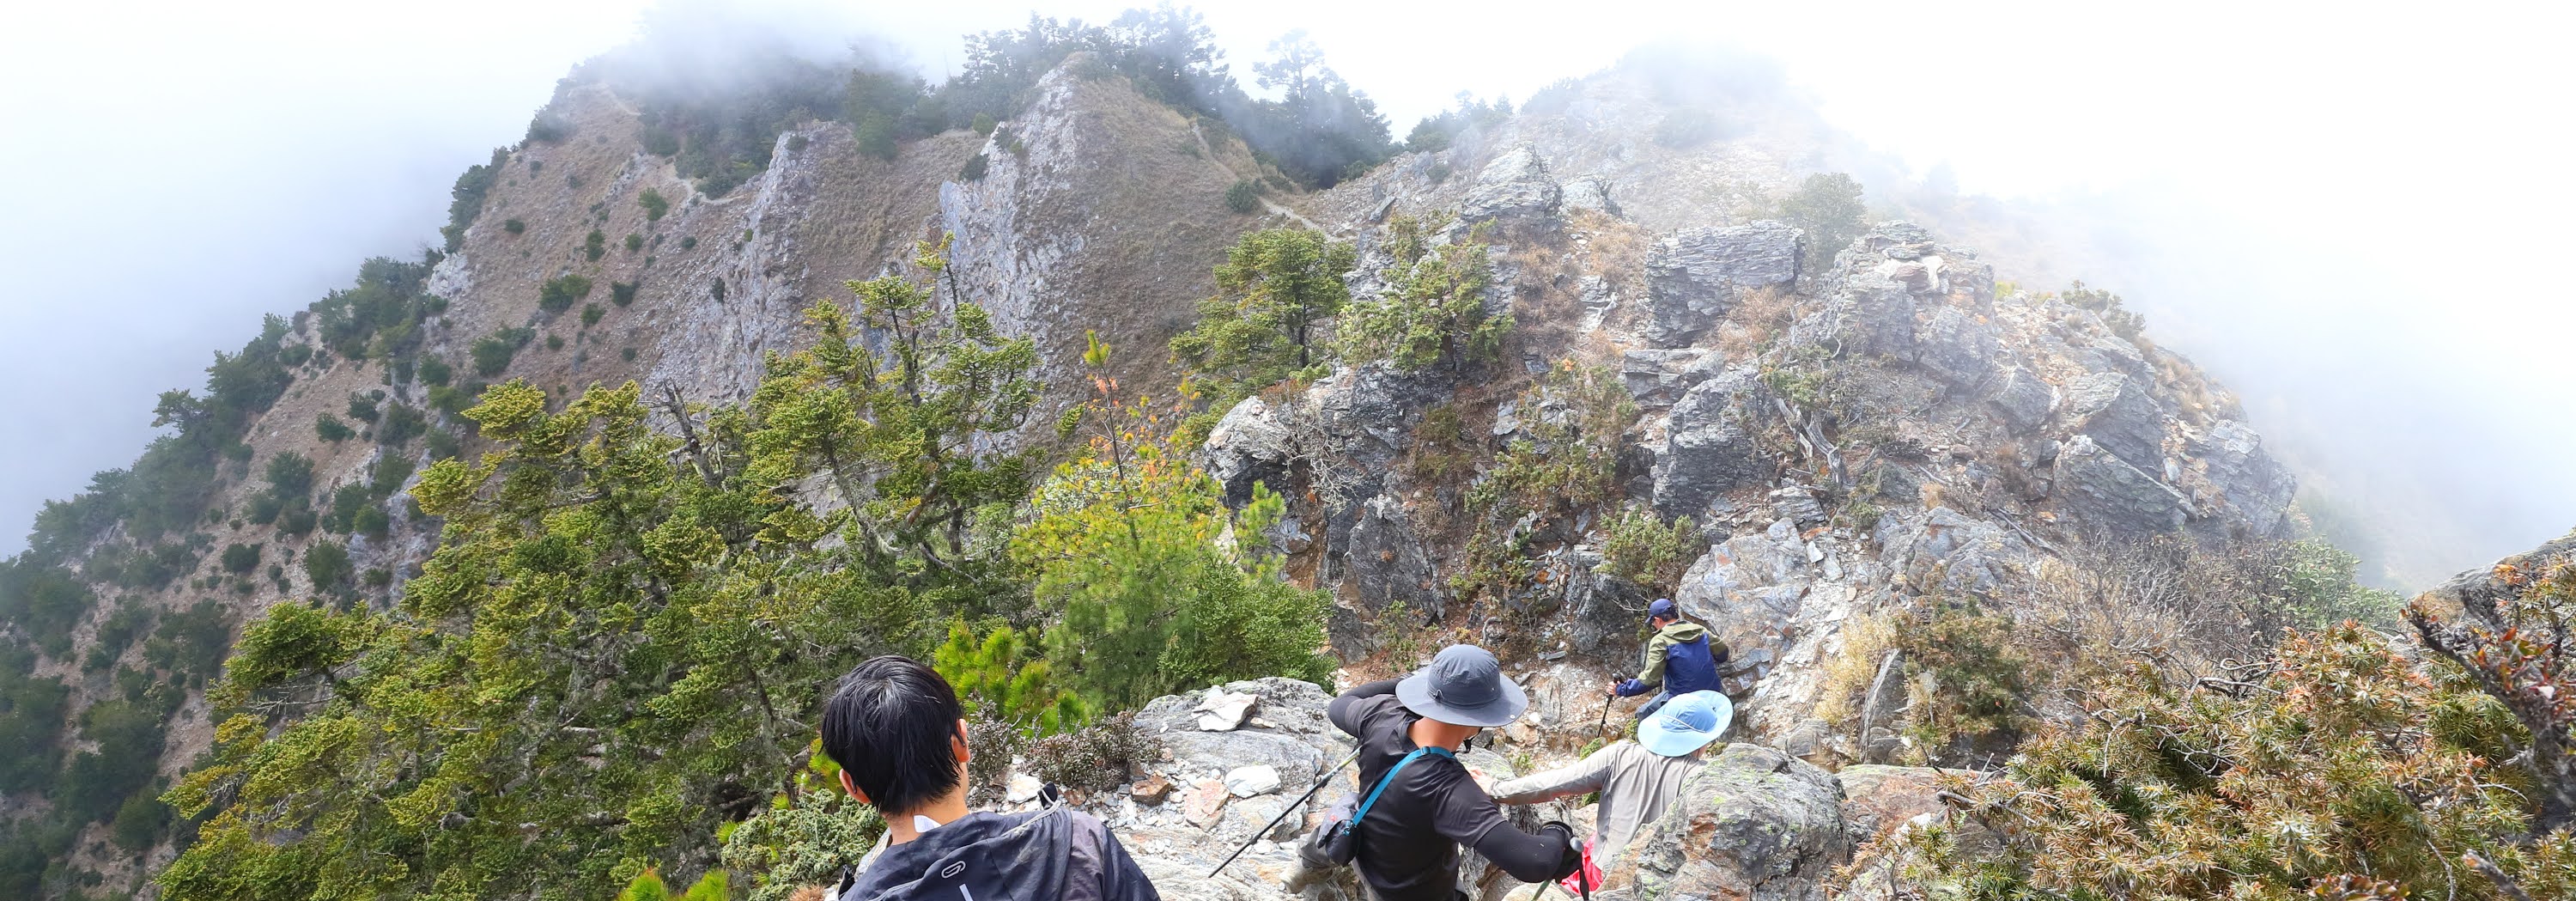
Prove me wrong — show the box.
[1637,691,1732,758]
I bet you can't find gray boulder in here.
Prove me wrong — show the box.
[1643,222,1802,348]
[1790,269,1912,360]
[1306,362,1449,480]
[1349,495,1445,616]
[1912,306,1996,387]
[1877,507,2031,602]
[1562,174,1619,216]
[1621,349,1722,409]
[1461,143,1561,223]
[1611,743,1850,901]
[1204,395,1296,507]
[1119,679,1354,901]
[1653,369,1772,519]
[2062,372,2166,471]
[1987,367,2056,435]
[2054,435,2188,533]
[2189,419,2296,538]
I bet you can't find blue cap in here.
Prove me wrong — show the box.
[1637,691,1731,758]
[1649,598,1677,620]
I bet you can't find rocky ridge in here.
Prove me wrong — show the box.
[1207,118,2299,764]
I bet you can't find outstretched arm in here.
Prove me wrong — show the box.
[1490,744,1619,805]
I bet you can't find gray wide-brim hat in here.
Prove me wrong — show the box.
[1395,644,1528,728]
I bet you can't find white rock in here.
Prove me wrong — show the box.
[1005,773,1042,804]
[1224,764,1282,798]
[1193,687,1259,731]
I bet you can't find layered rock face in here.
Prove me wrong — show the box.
[1206,115,2300,764]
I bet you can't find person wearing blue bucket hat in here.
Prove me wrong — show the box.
[1492,691,1733,876]
[1312,645,1585,901]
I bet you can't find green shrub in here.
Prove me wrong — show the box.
[1334,216,1510,372]
[1597,509,1698,593]
[544,333,564,350]
[472,328,533,376]
[1912,624,2571,899]
[961,153,988,180]
[678,236,697,251]
[1169,228,1355,410]
[1452,364,1634,606]
[1224,180,1259,214]
[423,427,462,461]
[440,148,508,252]
[376,403,424,447]
[344,392,380,423]
[538,274,593,314]
[220,543,261,575]
[1026,712,1157,792]
[619,347,638,362]
[638,188,669,222]
[610,281,636,307]
[2063,280,2149,344]
[581,303,605,326]
[582,229,606,262]
[1893,600,2032,759]
[1771,173,1868,268]
[110,791,172,851]
[276,502,318,537]
[524,110,571,144]
[503,219,526,235]
[970,113,997,135]
[314,413,353,442]
[624,233,642,253]
[303,540,353,591]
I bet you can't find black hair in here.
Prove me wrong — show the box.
[820,655,966,815]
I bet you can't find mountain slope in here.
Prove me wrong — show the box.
[0,40,2417,901]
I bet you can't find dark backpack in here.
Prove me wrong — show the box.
[1297,746,1454,868]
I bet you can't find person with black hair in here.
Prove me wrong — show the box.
[818,655,1159,901]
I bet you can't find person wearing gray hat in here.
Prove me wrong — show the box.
[1317,644,1583,901]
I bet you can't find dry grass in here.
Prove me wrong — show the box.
[1715,285,1796,359]
[1810,612,1899,726]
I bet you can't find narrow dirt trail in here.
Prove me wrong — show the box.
[1190,123,1328,234]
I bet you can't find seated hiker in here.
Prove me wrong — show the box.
[1490,690,1733,885]
[817,655,1158,901]
[1319,643,1584,901]
[1611,599,1726,720]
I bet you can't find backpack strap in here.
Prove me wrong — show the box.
[1352,746,1455,825]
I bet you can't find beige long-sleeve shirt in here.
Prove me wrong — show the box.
[1488,740,1709,858]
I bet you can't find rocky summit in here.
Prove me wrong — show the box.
[9,16,2564,901]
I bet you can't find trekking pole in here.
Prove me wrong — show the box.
[1208,748,1361,878]
[1595,685,1614,740]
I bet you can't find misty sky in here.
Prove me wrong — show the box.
[4,1,2572,581]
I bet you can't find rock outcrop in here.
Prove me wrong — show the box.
[1642,222,1802,349]
[1611,744,1850,901]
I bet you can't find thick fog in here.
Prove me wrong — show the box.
[5,1,2570,587]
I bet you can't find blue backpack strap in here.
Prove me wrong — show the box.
[1353,746,1455,824]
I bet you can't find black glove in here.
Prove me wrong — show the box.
[1537,821,1582,881]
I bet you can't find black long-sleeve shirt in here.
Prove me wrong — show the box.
[1327,679,1577,901]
